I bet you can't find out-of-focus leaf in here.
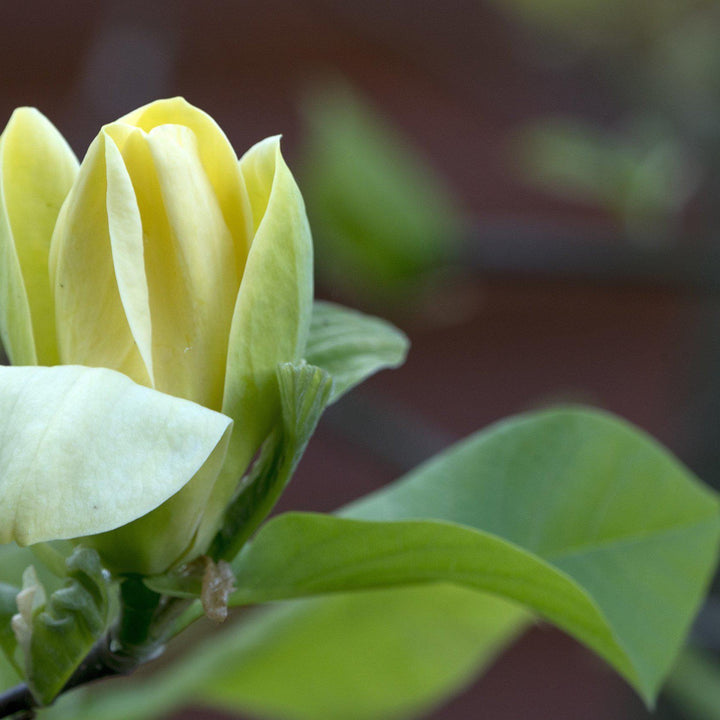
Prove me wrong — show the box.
[0,583,19,676]
[490,0,690,55]
[664,649,720,720]
[301,81,464,300]
[195,587,526,720]
[305,301,409,402]
[515,118,695,243]
[0,650,20,695]
[0,544,36,587]
[41,587,526,720]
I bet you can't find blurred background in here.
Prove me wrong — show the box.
[3,0,720,717]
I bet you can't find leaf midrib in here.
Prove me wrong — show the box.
[543,512,720,564]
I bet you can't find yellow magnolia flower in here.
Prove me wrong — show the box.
[0,98,313,574]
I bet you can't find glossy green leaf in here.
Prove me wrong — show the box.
[305,301,409,402]
[340,408,719,703]
[180,407,717,719]
[0,365,232,545]
[19,547,109,705]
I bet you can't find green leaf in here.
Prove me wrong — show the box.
[196,587,526,720]
[301,81,464,299]
[305,301,409,402]
[38,588,526,720]
[207,362,331,563]
[0,364,232,545]
[0,582,19,675]
[665,648,720,720]
[340,407,720,704]
[0,650,20,695]
[0,544,37,587]
[187,407,717,719]
[20,547,110,705]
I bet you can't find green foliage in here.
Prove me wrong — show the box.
[19,547,110,705]
[665,649,720,720]
[195,587,527,720]
[184,300,407,565]
[0,276,717,720]
[135,408,719,720]
[341,407,719,703]
[0,584,19,677]
[301,82,465,301]
[515,118,694,242]
[41,588,526,720]
[305,301,409,402]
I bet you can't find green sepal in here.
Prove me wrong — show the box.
[208,362,330,562]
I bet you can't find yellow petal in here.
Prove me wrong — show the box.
[103,128,154,386]
[103,121,242,408]
[89,416,232,574]
[0,365,232,548]
[194,137,313,551]
[120,97,253,276]
[0,108,78,365]
[51,133,151,385]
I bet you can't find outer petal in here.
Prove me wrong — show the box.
[90,425,231,574]
[51,133,151,386]
[0,108,78,365]
[193,137,313,552]
[0,365,232,547]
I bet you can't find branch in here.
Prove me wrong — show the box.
[0,635,138,719]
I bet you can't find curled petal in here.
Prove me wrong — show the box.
[51,134,151,385]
